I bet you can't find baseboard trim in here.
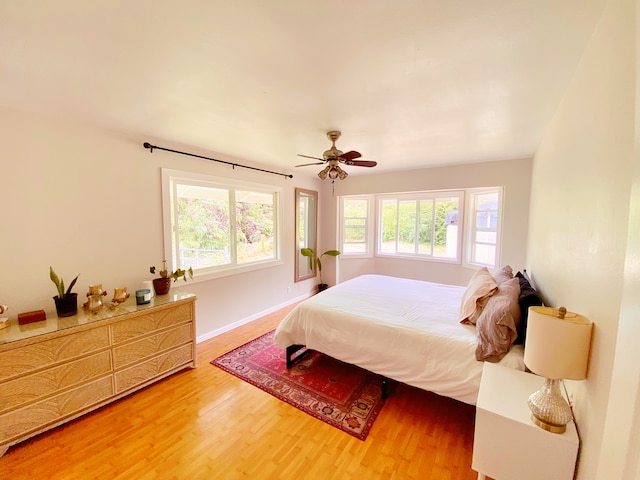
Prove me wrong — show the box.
[195,292,311,344]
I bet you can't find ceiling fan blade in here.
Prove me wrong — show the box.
[343,159,377,167]
[295,162,325,167]
[297,154,324,161]
[340,150,361,161]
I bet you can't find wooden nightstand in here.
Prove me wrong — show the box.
[472,362,579,480]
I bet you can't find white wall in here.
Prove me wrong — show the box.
[527,0,638,478]
[322,158,532,287]
[0,107,321,339]
[597,1,640,478]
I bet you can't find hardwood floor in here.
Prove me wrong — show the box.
[0,304,480,480]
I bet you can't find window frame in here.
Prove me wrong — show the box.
[338,195,374,257]
[463,187,504,269]
[339,187,504,268]
[161,169,283,283]
[375,191,464,263]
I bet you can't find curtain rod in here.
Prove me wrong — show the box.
[143,142,293,179]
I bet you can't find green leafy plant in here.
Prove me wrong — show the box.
[49,266,79,298]
[300,248,341,286]
[150,260,193,283]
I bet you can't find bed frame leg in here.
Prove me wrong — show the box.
[286,344,309,369]
[381,377,389,399]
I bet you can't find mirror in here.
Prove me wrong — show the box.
[295,188,318,282]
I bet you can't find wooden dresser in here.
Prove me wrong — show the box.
[0,293,196,456]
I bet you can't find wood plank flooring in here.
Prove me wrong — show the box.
[0,304,480,480]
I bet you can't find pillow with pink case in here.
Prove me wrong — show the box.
[475,277,521,362]
[459,267,498,325]
[492,265,513,285]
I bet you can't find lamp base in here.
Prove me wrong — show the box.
[528,378,572,434]
[530,414,567,434]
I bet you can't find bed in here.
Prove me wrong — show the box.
[275,272,535,405]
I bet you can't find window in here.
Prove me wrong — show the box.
[465,188,503,268]
[162,169,281,280]
[339,196,372,255]
[378,193,462,261]
[339,187,503,267]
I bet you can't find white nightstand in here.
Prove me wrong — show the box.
[472,362,579,480]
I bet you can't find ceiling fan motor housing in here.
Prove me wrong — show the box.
[323,147,343,159]
[324,130,342,159]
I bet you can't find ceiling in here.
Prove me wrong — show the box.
[1,1,607,177]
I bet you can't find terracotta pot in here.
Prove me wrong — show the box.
[152,277,171,295]
[54,293,78,317]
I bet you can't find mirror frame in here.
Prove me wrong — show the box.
[294,188,318,282]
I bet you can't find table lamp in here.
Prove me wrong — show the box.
[524,306,593,433]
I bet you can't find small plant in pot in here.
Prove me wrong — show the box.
[150,260,193,295]
[49,266,80,317]
[300,248,341,292]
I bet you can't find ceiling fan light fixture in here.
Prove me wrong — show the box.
[318,165,330,180]
[320,165,349,181]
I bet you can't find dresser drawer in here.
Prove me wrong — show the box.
[110,303,193,344]
[0,376,114,443]
[0,350,113,414]
[114,343,193,394]
[0,326,110,381]
[112,323,193,369]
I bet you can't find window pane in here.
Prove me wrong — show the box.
[475,231,497,243]
[164,170,282,279]
[235,190,275,264]
[434,197,460,258]
[474,244,496,266]
[342,198,368,254]
[397,200,416,253]
[468,189,500,267]
[418,200,434,255]
[380,199,398,253]
[176,184,231,269]
[476,211,498,228]
[378,193,463,261]
[345,218,366,228]
[345,223,365,242]
[344,198,368,217]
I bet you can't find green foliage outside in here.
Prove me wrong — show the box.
[235,200,274,263]
[381,199,458,254]
[177,197,274,267]
[343,199,368,244]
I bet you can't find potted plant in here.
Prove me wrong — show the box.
[49,266,80,317]
[300,248,341,292]
[150,260,193,295]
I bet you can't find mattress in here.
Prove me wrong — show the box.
[274,274,524,405]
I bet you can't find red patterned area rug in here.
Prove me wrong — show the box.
[211,330,387,440]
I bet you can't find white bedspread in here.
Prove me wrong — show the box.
[275,274,524,405]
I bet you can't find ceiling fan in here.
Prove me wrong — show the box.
[296,131,377,180]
